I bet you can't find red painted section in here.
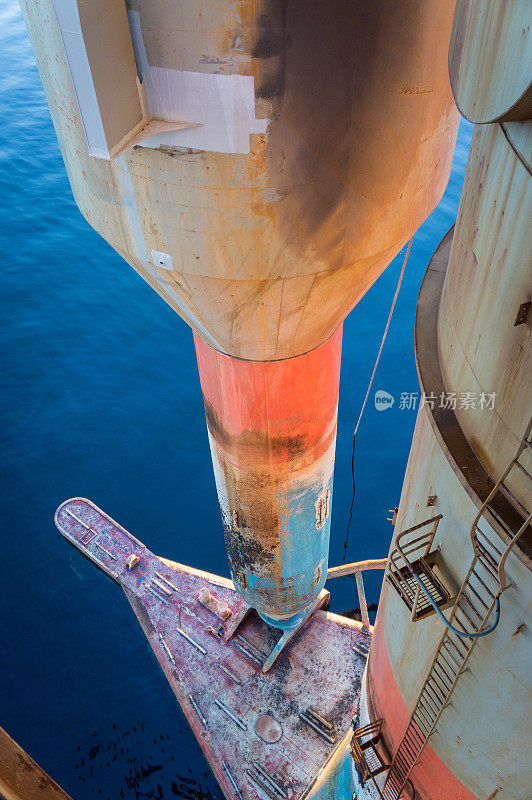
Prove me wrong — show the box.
[193,327,342,468]
[193,326,343,620]
[368,617,479,800]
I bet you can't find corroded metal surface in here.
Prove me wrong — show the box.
[20,0,459,360]
[0,727,73,800]
[194,328,342,623]
[54,498,369,800]
[449,0,532,123]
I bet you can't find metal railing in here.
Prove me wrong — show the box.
[350,719,389,784]
[327,558,387,628]
[383,424,532,800]
[387,515,449,620]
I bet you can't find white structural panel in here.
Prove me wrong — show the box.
[51,0,110,158]
[128,11,267,155]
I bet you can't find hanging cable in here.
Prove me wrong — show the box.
[343,236,413,561]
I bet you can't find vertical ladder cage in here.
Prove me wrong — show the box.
[381,421,532,800]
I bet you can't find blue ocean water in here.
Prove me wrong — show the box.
[0,3,473,797]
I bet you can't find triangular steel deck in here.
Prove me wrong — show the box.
[55,498,368,800]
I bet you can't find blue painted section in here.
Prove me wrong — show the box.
[243,473,334,625]
[308,740,355,800]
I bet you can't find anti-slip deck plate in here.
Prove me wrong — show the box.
[55,498,368,800]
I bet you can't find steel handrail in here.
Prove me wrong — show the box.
[327,558,387,629]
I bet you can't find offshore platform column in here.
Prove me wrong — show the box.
[19,0,459,627]
[194,328,343,627]
[360,4,532,800]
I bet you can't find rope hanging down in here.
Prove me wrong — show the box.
[343,236,414,561]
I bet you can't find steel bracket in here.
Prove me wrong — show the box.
[225,589,331,673]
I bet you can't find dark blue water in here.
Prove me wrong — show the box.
[0,3,473,797]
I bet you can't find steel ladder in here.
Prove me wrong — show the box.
[382,424,532,800]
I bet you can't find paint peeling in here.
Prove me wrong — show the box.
[195,327,342,622]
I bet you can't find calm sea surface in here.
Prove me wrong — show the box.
[0,3,473,798]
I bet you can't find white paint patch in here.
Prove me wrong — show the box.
[128,11,267,155]
[51,0,109,158]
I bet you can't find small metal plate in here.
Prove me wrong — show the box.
[151,249,173,270]
[254,714,283,744]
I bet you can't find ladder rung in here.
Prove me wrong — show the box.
[446,633,469,656]
[434,655,455,680]
[467,575,493,609]
[475,527,503,557]
[438,647,460,677]
[454,607,480,634]
[417,699,437,725]
[430,666,453,694]
[470,559,499,597]
[386,775,403,792]
[388,768,405,781]
[486,505,513,534]
[425,673,447,697]
[477,554,499,580]
[449,612,472,634]
[417,695,438,719]
[424,682,446,708]
[398,741,418,764]
[498,481,529,518]
[408,722,425,741]
[460,593,485,622]
[439,650,462,675]
[388,765,405,778]
[513,459,532,481]
[476,540,499,568]
[390,758,409,778]
[412,711,431,736]
[392,742,413,771]
[394,758,415,779]
[433,660,455,688]
[441,637,466,663]
[403,729,423,752]
[419,692,440,720]
[392,758,414,783]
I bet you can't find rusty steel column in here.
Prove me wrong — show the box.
[194,327,342,628]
